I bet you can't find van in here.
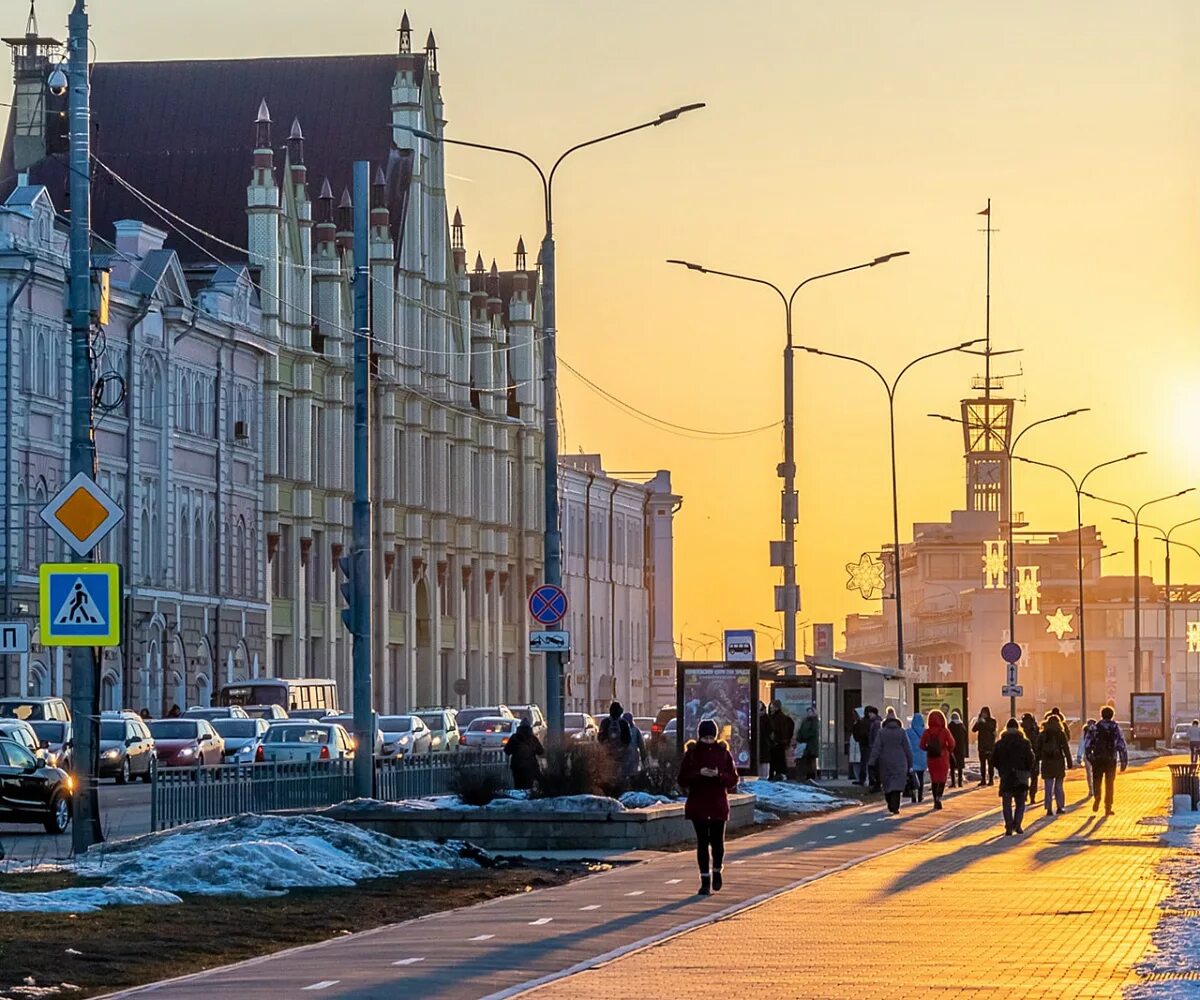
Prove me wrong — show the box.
[0,697,71,722]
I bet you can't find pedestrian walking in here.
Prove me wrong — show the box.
[948,710,969,788]
[1077,718,1098,798]
[1188,719,1200,765]
[867,705,883,792]
[765,701,795,781]
[993,718,1035,835]
[622,711,647,783]
[1038,713,1072,816]
[867,707,913,815]
[167,703,181,718]
[1019,713,1042,804]
[851,707,872,785]
[677,719,738,896]
[503,718,545,790]
[1085,705,1128,816]
[1047,706,1072,742]
[919,709,956,810]
[599,701,633,792]
[972,706,997,786]
[906,712,928,803]
[796,703,820,781]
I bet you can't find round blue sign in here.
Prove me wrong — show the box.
[529,585,568,626]
[1001,641,1022,664]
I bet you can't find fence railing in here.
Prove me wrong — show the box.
[150,751,509,831]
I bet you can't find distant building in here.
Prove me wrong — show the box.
[559,456,680,717]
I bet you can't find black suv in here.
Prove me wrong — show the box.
[0,737,73,833]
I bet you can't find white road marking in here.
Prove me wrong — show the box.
[529,918,553,926]
[805,840,817,845]
[580,904,601,911]
[825,835,837,840]
[469,934,496,942]
[302,983,339,992]
[393,958,425,966]
[625,890,645,896]
[860,821,872,827]
[731,859,747,865]
[665,878,682,884]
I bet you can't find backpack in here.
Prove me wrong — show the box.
[926,734,943,759]
[1087,723,1117,766]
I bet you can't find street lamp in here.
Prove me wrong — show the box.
[1082,488,1196,694]
[1012,452,1146,717]
[666,253,910,671]
[799,339,985,676]
[399,103,705,734]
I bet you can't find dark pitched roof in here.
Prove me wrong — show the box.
[1,53,423,262]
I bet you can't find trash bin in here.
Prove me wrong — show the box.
[1168,762,1198,811]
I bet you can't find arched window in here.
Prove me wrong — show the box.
[207,510,217,591]
[234,517,246,595]
[33,479,48,565]
[178,502,191,590]
[247,526,257,597]
[193,375,206,433]
[179,376,191,432]
[142,357,162,427]
[193,508,204,593]
[140,507,152,582]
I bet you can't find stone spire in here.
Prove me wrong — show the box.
[398,10,412,54]
[254,98,272,149]
[514,236,526,271]
[425,30,438,73]
[287,118,304,164]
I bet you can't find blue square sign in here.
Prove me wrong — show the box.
[39,563,121,646]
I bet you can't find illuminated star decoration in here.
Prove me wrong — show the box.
[982,540,1007,589]
[937,659,953,677]
[1045,607,1074,639]
[1057,640,1078,656]
[845,552,886,600]
[1016,565,1041,615]
[1189,621,1200,654]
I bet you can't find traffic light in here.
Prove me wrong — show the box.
[338,553,354,634]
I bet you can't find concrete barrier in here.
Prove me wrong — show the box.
[321,794,756,852]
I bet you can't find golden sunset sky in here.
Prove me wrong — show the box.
[7,1,1199,656]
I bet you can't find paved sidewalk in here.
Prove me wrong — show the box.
[100,777,1001,999]
[526,759,1179,999]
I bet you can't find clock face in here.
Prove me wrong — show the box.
[975,460,1002,484]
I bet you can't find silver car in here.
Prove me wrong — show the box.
[212,717,270,762]
[0,719,46,763]
[415,709,460,753]
[258,721,355,762]
[378,715,432,758]
[459,717,518,750]
[184,706,250,721]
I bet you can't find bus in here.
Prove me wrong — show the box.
[217,678,340,714]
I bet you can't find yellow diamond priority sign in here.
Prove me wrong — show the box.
[39,473,125,557]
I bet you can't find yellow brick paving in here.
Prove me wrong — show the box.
[527,761,1176,1000]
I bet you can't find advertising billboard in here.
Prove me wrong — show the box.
[913,683,968,725]
[1130,692,1165,741]
[677,662,757,773]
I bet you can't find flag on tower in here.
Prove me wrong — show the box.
[978,206,990,216]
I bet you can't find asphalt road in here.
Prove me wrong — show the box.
[0,779,152,863]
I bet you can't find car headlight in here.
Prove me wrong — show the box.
[431,736,442,748]
[102,749,120,759]
[399,736,411,746]
[178,746,196,757]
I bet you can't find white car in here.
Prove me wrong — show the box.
[0,719,46,763]
[212,717,270,762]
[256,721,355,762]
[325,715,386,758]
[459,717,518,750]
[378,715,432,757]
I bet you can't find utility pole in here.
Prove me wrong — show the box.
[540,228,562,732]
[66,0,101,855]
[350,162,373,798]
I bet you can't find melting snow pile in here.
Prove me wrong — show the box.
[618,791,675,809]
[0,886,181,913]
[347,791,676,812]
[1126,811,1200,999]
[741,778,849,816]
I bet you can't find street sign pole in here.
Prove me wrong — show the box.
[1001,641,1022,722]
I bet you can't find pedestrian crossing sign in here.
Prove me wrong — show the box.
[39,563,121,647]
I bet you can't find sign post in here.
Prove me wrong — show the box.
[1001,641,1022,719]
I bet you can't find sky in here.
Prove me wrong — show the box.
[5,1,1199,658]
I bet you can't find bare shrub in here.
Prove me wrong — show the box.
[533,740,617,799]
[449,752,508,806]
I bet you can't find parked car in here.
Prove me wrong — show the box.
[184,705,250,721]
[240,704,289,720]
[0,697,71,722]
[415,709,460,753]
[459,717,518,750]
[102,710,144,721]
[633,717,655,741]
[30,720,73,771]
[455,705,515,730]
[564,712,599,742]
[649,706,677,755]
[1171,723,1192,750]
[661,717,678,751]
[324,716,386,757]
[0,737,73,834]
[0,719,46,764]
[510,704,548,742]
[377,715,432,757]
[286,708,334,721]
[212,717,270,762]
[147,718,224,767]
[256,721,355,762]
[99,717,155,783]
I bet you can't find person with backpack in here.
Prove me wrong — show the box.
[868,707,912,815]
[919,709,955,810]
[1077,718,1098,798]
[622,711,647,782]
[973,706,998,786]
[948,710,969,788]
[906,712,928,804]
[796,704,820,781]
[992,718,1036,835]
[677,719,738,896]
[1039,713,1072,816]
[1020,713,1042,805]
[598,701,632,790]
[1085,705,1128,816]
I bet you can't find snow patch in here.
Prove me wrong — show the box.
[740,778,849,815]
[0,886,181,913]
[618,791,676,809]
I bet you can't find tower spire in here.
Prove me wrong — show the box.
[398,10,412,53]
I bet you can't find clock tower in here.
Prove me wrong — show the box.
[961,394,1014,522]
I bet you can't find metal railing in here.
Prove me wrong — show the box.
[150,751,509,831]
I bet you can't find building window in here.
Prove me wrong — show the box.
[178,501,191,591]
[311,406,323,486]
[234,517,246,595]
[141,356,162,427]
[271,524,293,599]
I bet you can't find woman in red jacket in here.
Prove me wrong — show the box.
[678,719,739,895]
[919,709,956,811]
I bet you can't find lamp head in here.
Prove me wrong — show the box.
[655,102,706,124]
[871,250,910,265]
[48,66,68,97]
[666,258,705,272]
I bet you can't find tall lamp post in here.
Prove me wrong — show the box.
[665,254,910,671]
[398,103,705,734]
[799,339,985,675]
[1081,489,1196,694]
[1012,453,1146,718]
[1155,536,1200,720]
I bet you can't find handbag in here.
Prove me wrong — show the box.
[1012,769,1032,788]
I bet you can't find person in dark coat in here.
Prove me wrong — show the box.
[503,719,544,790]
[992,718,1035,835]
[1039,713,1072,816]
[919,709,955,810]
[851,708,872,785]
[1047,706,1072,742]
[972,706,997,786]
[766,701,795,781]
[678,719,738,895]
[1020,713,1042,805]
[866,706,883,792]
[867,707,912,815]
[948,710,968,788]
[795,704,820,781]
[758,702,770,775]
[1085,705,1128,816]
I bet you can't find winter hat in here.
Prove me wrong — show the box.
[609,701,624,719]
[884,706,897,719]
[697,719,718,740]
[622,711,634,723]
[1005,718,1020,730]
[950,710,962,722]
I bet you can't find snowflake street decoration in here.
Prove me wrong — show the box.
[1015,565,1041,615]
[845,552,886,600]
[937,659,953,677]
[1057,640,1079,656]
[1045,606,1074,639]
[981,540,1008,589]
[1188,621,1200,654]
